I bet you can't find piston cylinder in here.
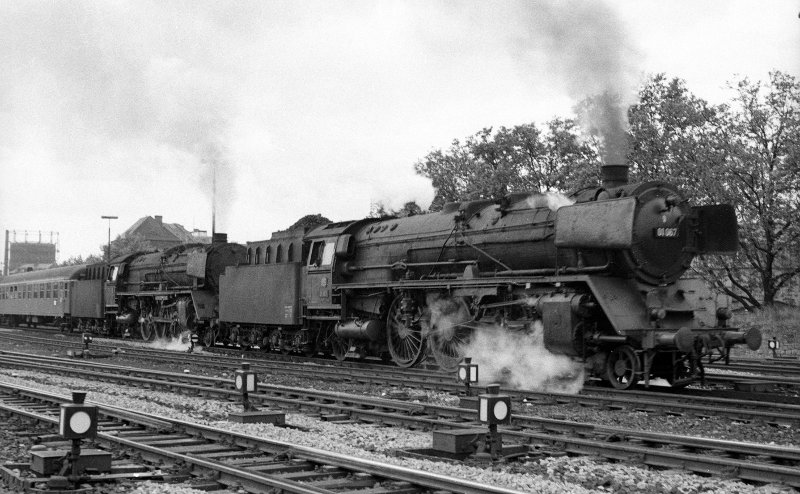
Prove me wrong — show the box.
[334,319,384,341]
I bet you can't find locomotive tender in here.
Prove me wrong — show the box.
[213,165,762,389]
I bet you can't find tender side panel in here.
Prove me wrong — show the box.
[70,280,104,319]
[219,263,301,325]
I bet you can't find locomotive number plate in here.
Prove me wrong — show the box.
[654,227,679,238]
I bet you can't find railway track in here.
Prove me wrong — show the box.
[6,326,798,390]
[1,352,799,487]
[0,381,525,494]
[3,330,800,420]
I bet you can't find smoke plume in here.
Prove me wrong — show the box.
[507,0,640,163]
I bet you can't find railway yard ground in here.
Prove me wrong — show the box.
[0,327,799,493]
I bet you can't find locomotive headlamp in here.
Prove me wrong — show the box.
[716,307,733,321]
[234,363,257,393]
[59,391,97,439]
[478,384,511,425]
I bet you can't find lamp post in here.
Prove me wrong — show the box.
[101,216,118,262]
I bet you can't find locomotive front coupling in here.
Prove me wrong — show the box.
[656,326,763,354]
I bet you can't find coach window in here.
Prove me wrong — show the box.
[265,246,271,264]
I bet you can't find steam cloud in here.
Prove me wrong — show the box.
[526,192,575,211]
[463,321,585,394]
[426,294,584,394]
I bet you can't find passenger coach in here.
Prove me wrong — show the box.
[0,263,107,331]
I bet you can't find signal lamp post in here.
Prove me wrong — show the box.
[477,384,511,460]
[100,215,118,262]
[234,363,258,412]
[456,357,479,397]
[59,391,97,482]
[82,332,92,351]
[768,337,780,358]
[228,362,285,424]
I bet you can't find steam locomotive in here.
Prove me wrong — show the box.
[208,164,761,389]
[0,164,761,389]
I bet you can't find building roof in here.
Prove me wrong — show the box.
[122,216,209,247]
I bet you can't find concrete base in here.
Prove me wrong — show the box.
[228,410,285,425]
[31,449,112,475]
[432,428,489,454]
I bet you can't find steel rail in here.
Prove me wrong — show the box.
[3,347,800,426]
[1,355,799,487]
[0,382,528,494]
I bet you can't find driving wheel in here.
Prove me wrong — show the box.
[428,297,473,372]
[386,294,427,367]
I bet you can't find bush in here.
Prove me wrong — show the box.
[731,306,800,359]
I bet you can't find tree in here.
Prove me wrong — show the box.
[414,121,600,210]
[712,72,800,308]
[58,254,104,266]
[370,201,424,218]
[287,214,331,231]
[108,233,156,259]
[628,72,800,309]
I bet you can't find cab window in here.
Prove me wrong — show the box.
[308,240,336,267]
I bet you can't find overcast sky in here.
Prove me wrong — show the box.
[1,0,798,262]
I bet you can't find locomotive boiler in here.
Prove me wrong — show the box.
[215,165,760,388]
[110,236,246,340]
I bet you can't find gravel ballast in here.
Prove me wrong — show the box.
[0,334,798,493]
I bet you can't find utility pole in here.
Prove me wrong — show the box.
[101,216,118,262]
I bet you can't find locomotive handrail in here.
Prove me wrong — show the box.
[493,263,610,277]
[345,260,478,272]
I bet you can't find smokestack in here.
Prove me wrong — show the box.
[3,230,8,276]
[212,163,216,237]
[601,164,629,188]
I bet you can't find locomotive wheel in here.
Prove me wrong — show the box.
[140,321,154,341]
[168,321,178,339]
[428,298,473,373]
[204,328,217,347]
[331,336,349,361]
[606,346,640,390]
[386,295,427,368]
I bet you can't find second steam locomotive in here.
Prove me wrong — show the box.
[0,165,761,389]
